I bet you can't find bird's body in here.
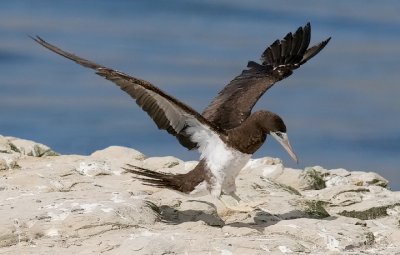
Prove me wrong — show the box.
[186,121,252,197]
[32,23,330,207]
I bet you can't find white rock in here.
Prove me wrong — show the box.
[325,175,350,187]
[242,157,281,171]
[5,136,58,157]
[0,159,8,171]
[350,171,389,187]
[90,146,146,175]
[0,136,13,153]
[76,160,112,176]
[329,168,351,177]
[142,156,183,171]
[262,163,285,179]
[90,145,146,161]
[241,157,285,180]
[0,136,399,255]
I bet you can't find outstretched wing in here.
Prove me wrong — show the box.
[32,36,222,150]
[202,23,331,130]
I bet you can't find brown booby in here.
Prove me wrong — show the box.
[32,23,330,210]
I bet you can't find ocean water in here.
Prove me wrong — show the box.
[1,1,399,189]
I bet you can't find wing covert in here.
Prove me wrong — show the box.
[202,23,330,130]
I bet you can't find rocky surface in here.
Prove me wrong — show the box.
[0,135,399,254]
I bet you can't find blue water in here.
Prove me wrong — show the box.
[1,1,399,189]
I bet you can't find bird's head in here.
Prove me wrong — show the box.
[258,111,298,163]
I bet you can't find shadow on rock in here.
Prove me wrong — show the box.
[158,201,225,227]
[155,200,335,231]
[227,209,336,230]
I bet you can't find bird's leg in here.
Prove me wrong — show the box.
[210,184,256,212]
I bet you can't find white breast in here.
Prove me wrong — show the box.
[185,124,251,197]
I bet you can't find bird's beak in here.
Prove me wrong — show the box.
[270,132,298,163]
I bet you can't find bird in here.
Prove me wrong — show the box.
[32,23,330,211]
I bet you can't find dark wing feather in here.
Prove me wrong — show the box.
[300,37,331,65]
[32,36,221,150]
[202,23,331,130]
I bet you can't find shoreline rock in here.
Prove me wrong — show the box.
[0,135,399,254]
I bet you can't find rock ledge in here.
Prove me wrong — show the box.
[0,135,399,254]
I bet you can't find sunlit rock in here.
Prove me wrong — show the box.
[0,136,399,254]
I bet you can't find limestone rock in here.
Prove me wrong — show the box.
[0,136,14,154]
[0,159,8,171]
[5,136,58,157]
[0,136,399,255]
[0,137,23,170]
[142,156,184,171]
[75,160,113,176]
[90,146,146,175]
[242,156,284,179]
[298,166,328,190]
[349,171,389,188]
[90,145,146,161]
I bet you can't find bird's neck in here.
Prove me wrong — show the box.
[226,115,267,154]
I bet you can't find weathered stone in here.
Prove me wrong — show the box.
[303,200,330,218]
[299,166,327,190]
[349,171,389,188]
[325,174,351,187]
[0,159,8,171]
[75,160,112,176]
[0,137,12,154]
[0,136,399,254]
[91,145,146,161]
[5,136,58,157]
[338,203,400,220]
[142,156,183,171]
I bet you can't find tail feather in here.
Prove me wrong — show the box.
[124,162,207,194]
[123,164,182,190]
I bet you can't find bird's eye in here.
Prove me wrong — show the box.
[274,132,283,138]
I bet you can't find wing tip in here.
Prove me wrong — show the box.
[300,36,331,65]
[29,34,43,44]
[324,36,332,45]
[261,22,330,68]
[305,22,311,30]
[30,35,50,47]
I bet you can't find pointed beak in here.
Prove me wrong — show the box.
[270,132,298,163]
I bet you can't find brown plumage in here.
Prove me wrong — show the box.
[31,35,224,150]
[123,160,209,194]
[202,23,330,131]
[32,23,330,197]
